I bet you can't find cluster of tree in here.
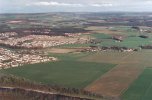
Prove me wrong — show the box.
[0,87,94,100]
[0,43,44,50]
[85,19,152,27]
[0,24,11,32]
[139,35,149,38]
[131,26,140,30]
[140,45,152,49]
[101,46,129,51]
[13,28,64,36]
[13,27,88,36]
[0,74,120,100]
[89,39,102,44]
[51,27,88,33]
[89,46,138,52]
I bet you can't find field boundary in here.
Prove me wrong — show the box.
[85,52,134,89]
[85,52,146,97]
[119,67,145,98]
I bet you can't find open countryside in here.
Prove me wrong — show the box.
[0,13,152,100]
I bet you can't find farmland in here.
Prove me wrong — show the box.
[0,61,115,88]
[99,36,152,48]
[48,52,94,61]
[1,13,152,100]
[122,68,152,100]
[82,50,152,97]
[2,49,152,97]
[88,26,152,49]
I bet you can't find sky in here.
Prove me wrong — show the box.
[0,0,152,13]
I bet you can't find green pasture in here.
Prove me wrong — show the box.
[90,32,152,48]
[48,52,93,61]
[0,61,115,88]
[122,68,152,100]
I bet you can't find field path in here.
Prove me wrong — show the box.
[0,86,95,100]
[0,86,56,94]
[85,51,147,97]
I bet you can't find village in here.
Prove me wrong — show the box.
[0,28,150,70]
[0,48,57,69]
[0,32,90,49]
[0,31,91,69]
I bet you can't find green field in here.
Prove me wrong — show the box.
[0,61,115,88]
[48,52,94,61]
[100,37,152,48]
[87,26,152,49]
[122,68,152,100]
[90,33,112,39]
[90,32,152,48]
[53,26,152,49]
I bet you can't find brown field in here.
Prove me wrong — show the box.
[92,30,122,35]
[81,51,130,64]
[85,63,143,97]
[81,50,152,97]
[86,26,123,35]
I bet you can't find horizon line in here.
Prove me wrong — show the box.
[0,11,152,14]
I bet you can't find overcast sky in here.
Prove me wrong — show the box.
[0,0,152,13]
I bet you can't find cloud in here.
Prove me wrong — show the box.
[90,3,113,7]
[27,1,113,8]
[145,0,152,4]
[27,1,83,7]
[1,0,152,13]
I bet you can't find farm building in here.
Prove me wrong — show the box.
[112,35,125,42]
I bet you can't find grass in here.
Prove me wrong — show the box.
[90,33,112,39]
[122,68,152,100]
[81,50,152,65]
[90,32,152,48]
[81,51,130,64]
[87,26,152,48]
[99,37,152,48]
[0,61,116,89]
[48,52,93,61]
[53,26,152,49]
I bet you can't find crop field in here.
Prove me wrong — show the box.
[80,51,130,64]
[86,26,141,36]
[0,61,116,88]
[87,26,152,49]
[1,13,152,100]
[1,39,152,99]
[82,50,152,97]
[51,26,152,49]
[48,52,94,61]
[122,68,152,100]
[90,33,112,39]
